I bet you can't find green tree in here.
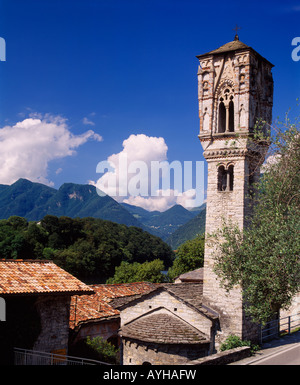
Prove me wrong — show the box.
[167,235,205,282]
[42,247,56,260]
[0,220,20,258]
[211,115,300,324]
[7,216,28,231]
[54,240,96,278]
[135,259,166,283]
[107,259,166,284]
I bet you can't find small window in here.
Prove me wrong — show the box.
[218,165,234,192]
[218,166,227,191]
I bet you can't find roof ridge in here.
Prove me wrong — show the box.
[0,259,52,263]
[196,39,250,58]
[196,39,274,67]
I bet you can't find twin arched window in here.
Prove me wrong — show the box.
[218,88,234,133]
[218,165,234,191]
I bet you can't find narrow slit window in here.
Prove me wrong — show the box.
[218,101,226,133]
[228,165,234,191]
[229,100,234,132]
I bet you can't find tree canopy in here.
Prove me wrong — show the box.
[106,259,167,284]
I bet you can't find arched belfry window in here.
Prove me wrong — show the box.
[218,100,226,133]
[218,165,234,191]
[217,87,235,133]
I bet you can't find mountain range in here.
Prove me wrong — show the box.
[0,179,206,247]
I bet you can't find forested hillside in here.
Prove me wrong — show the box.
[167,206,206,249]
[122,203,199,240]
[0,215,174,282]
[0,179,142,227]
[0,179,206,248]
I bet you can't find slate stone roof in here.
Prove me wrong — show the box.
[197,39,250,57]
[70,282,157,328]
[110,282,218,320]
[175,267,203,283]
[120,313,210,345]
[196,38,274,66]
[0,259,93,296]
[162,283,204,309]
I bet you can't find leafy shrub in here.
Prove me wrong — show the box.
[220,335,250,351]
[86,336,119,364]
[220,335,260,355]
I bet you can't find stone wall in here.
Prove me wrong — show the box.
[71,317,120,345]
[191,346,251,365]
[202,153,261,346]
[33,295,71,354]
[122,339,209,365]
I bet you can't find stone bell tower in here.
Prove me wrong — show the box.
[197,34,274,345]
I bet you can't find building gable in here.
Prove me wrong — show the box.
[119,286,215,339]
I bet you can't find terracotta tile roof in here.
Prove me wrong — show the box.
[0,259,94,296]
[69,282,157,329]
[120,313,210,345]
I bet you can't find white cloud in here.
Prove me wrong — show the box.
[0,114,103,186]
[82,117,95,126]
[92,133,168,199]
[91,134,203,211]
[123,189,197,212]
[123,195,174,212]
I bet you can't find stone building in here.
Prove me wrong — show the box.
[197,34,274,346]
[0,259,93,364]
[111,283,215,365]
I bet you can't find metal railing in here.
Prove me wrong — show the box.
[260,313,300,343]
[14,348,111,365]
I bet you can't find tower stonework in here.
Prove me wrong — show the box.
[197,36,274,346]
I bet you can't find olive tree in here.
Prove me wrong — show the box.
[211,113,300,324]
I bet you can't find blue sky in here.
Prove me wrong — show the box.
[0,0,299,210]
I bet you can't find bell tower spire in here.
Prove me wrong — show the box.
[197,37,274,347]
[233,24,241,41]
